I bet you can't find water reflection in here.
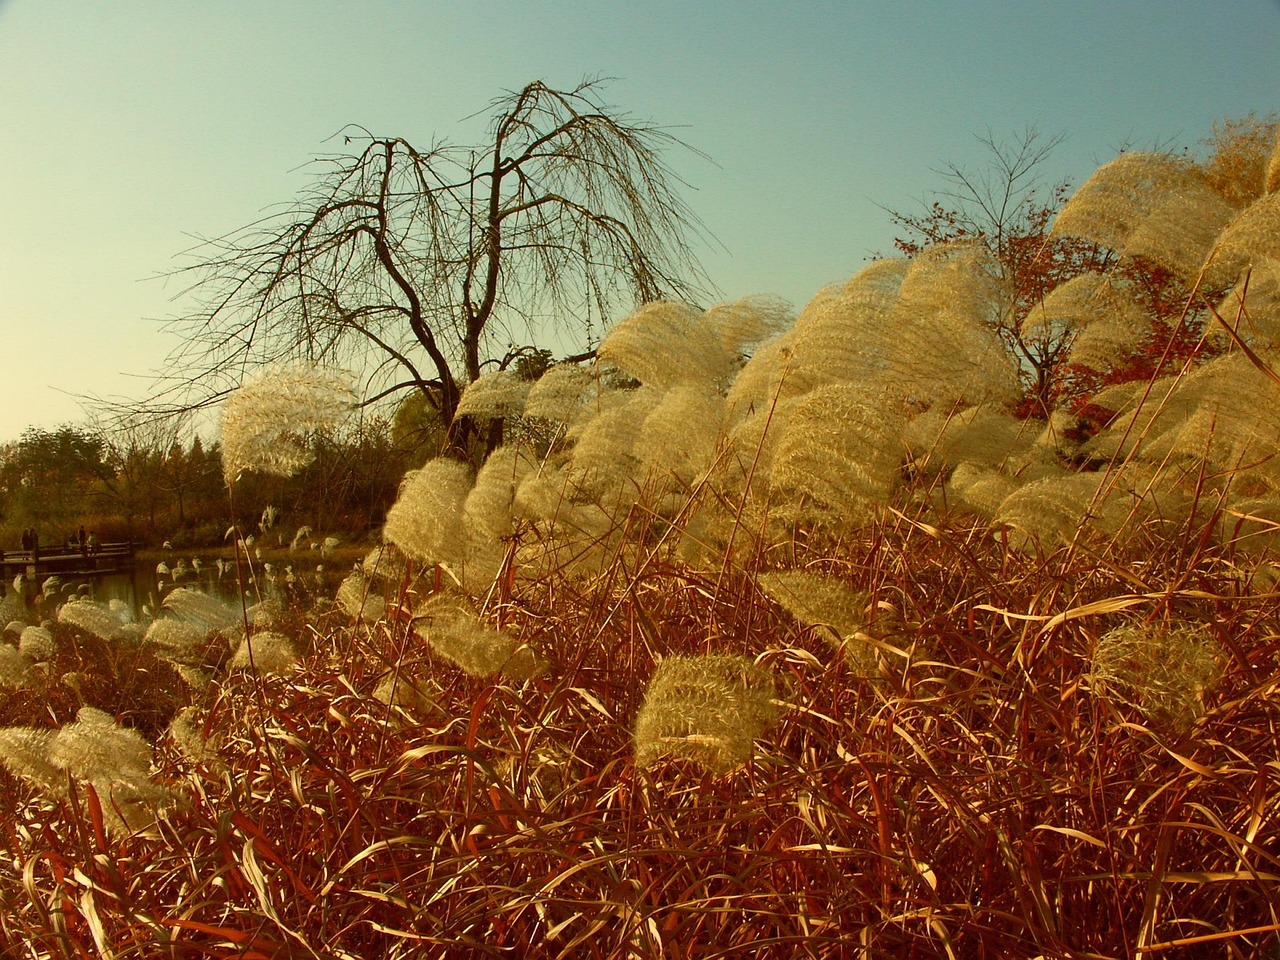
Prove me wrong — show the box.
[9,556,343,625]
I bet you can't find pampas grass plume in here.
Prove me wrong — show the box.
[0,644,32,687]
[1090,622,1220,731]
[220,365,356,482]
[50,706,152,786]
[163,588,241,633]
[229,631,298,675]
[634,654,779,774]
[455,370,532,422]
[18,625,55,661]
[336,572,387,624]
[58,599,126,642]
[382,458,473,568]
[414,592,544,680]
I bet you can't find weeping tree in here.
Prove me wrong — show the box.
[157,78,712,450]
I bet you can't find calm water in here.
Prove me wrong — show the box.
[7,555,341,624]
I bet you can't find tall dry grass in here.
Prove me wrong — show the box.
[2,137,1280,958]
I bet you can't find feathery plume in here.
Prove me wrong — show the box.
[756,571,879,672]
[770,384,906,524]
[633,654,779,774]
[1090,622,1220,732]
[144,619,207,652]
[17,626,54,662]
[455,370,532,422]
[0,647,29,691]
[701,294,794,355]
[946,461,1025,519]
[382,458,474,568]
[163,588,241,633]
[414,591,544,680]
[373,669,439,715]
[632,383,725,486]
[229,631,298,675]
[0,728,64,796]
[362,543,413,587]
[464,445,538,545]
[885,242,1020,406]
[335,572,386,624]
[995,472,1105,552]
[57,599,126,642]
[903,403,1037,477]
[167,707,223,768]
[1206,191,1280,281]
[522,363,596,426]
[50,706,152,786]
[564,386,661,504]
[597,301,735,390]
[1026,273,1154,371]
[1210,262,1280,350]
[220,364,356,482]
[1053,153,1236,280]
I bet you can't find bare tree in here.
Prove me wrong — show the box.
[882,129,1113,413]
[154,78,713,446]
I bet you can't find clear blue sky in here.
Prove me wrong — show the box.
[1,0,1278,444]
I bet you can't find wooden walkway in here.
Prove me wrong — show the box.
[0,542,136,580]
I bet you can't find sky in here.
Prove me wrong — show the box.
[1,0,1278,445]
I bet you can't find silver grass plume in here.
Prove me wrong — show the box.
[50,706,152,786]
[1025,273,1153,372]
[58,599,127,642]
[632,383,725,487]
[700,294,794,356]
[723,329,800,421]
[522,363,596,426]
[163,587,241,633]
[373,669,439,715]
[143,619,207,652]
[362,543,413,588]
[1053,152,1236,281]
[48,707,174,837]
[1077,376,1188,463]
[564,386,662,506]
[18,625,55,662]
[220,364,357,482]
[995,472,1107,552]
[382,458,474,569]
[414,591,543,680]
[1205,191,1280,281]
[461,446,538,592]
[756,571,879,672]
[633,654,779,774]
[1090,622,1220,732]
[945,462,1025,519]
[597,301,735,390]
[464,445,539,545]
[0,727,63,796]
[0,645,31,688]
[902,403,1038,479]
[1139,351,1280,487]
[455,370,532,422]
[335,572,386,624]
[883,242,1020,406]
[1268,123,1280,196]
[772,262,912,402]
[770,384,906,525]
[167,707,223,768]
[229,631,298,675]
[1210,263,1280,350]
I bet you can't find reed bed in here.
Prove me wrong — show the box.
[4,139,1280,957]
[0,499,1277,958]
